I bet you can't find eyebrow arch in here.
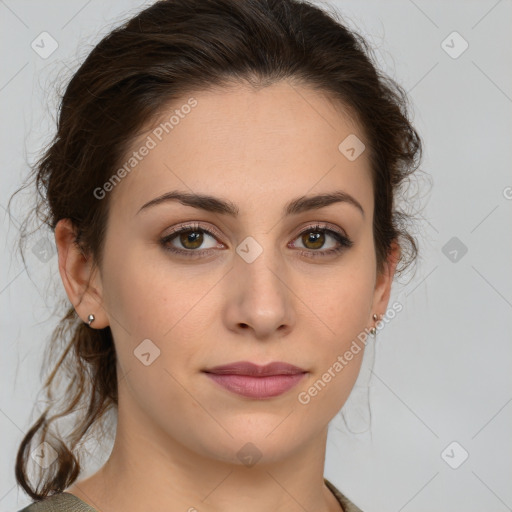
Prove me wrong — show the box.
[137,190,365,218]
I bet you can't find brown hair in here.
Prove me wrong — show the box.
[11,0,424,500]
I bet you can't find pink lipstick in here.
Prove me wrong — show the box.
[202,361,307,399]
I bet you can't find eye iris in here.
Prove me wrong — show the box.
[303,231,324,249]
[180,230,203,249]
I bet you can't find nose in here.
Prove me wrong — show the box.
[222,244,296,340]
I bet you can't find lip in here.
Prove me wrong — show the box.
[203,361,307,376]
[202,361,308,399]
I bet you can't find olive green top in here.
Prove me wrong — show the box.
[17,478,363,512]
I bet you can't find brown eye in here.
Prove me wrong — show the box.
[290,224,353,259]
[178,229,204,250]
[301,230,326,250]
[160,223,222,256]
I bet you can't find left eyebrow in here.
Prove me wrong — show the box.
[136,190,365,219]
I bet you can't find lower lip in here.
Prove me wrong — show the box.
[204,372,307,399]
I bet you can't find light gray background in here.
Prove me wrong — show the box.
[1,1,511,511]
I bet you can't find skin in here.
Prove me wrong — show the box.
[56,80,399,512]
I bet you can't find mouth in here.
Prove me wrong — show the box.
[202,361,308,399]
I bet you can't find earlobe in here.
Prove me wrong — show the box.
[54,219,108,328]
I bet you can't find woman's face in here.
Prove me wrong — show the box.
[60,81,397,467]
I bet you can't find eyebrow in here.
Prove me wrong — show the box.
[137,190,365,218]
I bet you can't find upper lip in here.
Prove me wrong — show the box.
[203,361,307,376]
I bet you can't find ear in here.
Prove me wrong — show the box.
[54,218,109,329]
[370,239,401,323]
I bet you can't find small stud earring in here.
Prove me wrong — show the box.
[87,314,95,326]
[369,313,380,337]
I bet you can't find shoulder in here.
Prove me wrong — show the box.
[324,478,364,512]
[16,492,98,512]
[19,484,360,512]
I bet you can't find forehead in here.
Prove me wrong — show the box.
[108,81,373,219]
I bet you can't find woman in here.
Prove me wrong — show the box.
[14,0,422,511]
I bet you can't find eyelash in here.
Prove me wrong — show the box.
[159,222,353,259]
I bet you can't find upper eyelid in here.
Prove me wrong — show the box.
[164,221,223,241]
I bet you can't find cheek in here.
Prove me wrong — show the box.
[307,270,374,341]
[100,237,185,335]
[302,272,374,397]
[100,241,217,370]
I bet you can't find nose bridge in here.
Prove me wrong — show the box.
[235,233,285,296]
[229,232,293,334]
